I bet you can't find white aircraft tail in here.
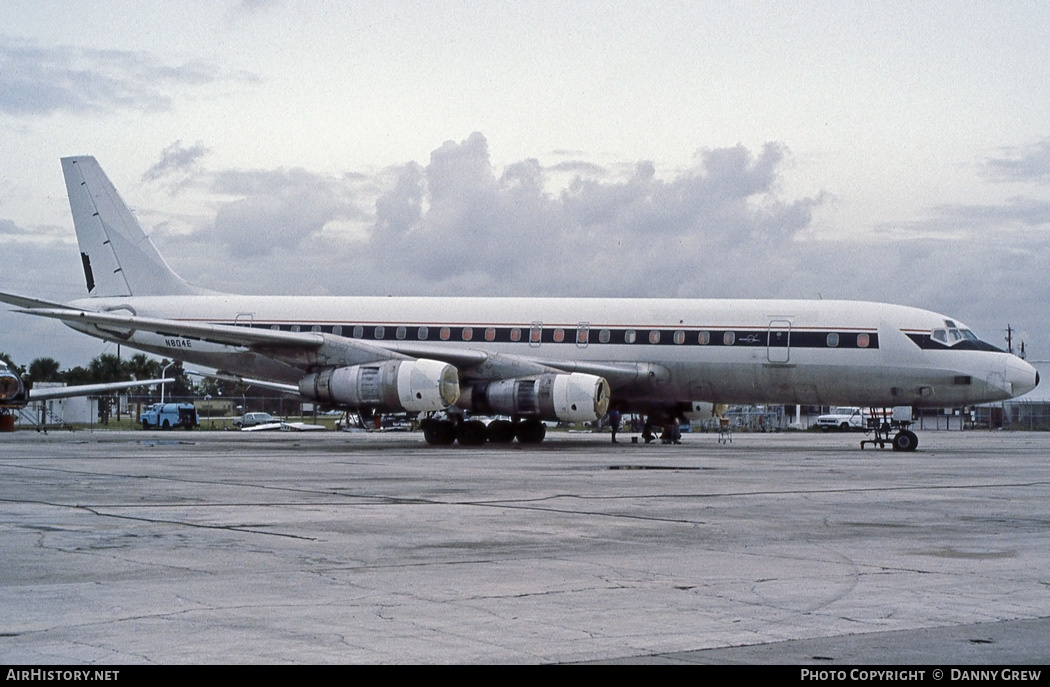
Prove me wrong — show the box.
[61,156,201,297]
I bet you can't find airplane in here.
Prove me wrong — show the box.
[0,156,1039,449]
[0,359,173,431]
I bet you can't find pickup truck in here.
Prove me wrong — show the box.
[815,407,867,431]
[140,403,198,430]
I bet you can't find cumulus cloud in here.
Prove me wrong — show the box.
[0,36,256,116]
[204,167,369,257]
[167,133,826,299]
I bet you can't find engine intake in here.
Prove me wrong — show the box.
[0,369,26,404]
[299,359,459,412]
[458,372,610,423]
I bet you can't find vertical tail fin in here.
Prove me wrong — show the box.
[62,156,201,297]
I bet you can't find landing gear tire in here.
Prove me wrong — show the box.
[486,419,516,443]
[516,419,546,444]
[162,419,170,430]
[457,420,488,446]
[422,419,456,446]
[892,430,918,452]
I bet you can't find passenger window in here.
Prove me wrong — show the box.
[374,325,385,339]
[510,328,521,342]
[485,328,496,341]
[396,326,406,340]
[723,332,735,345]
[440,327,450,341]
[462,327,473,341]
[857,333,869,348]
[826,332,839,347]
[625,329,637,344]
[333,325,342,336]
[418,326,428,340]
[311,325,321,333]
[673,330,685,345]
[291,324,301,333]
[353,325,364,338]
[553,328,565,343]
[698,331,710,345]
[599,329,611,344]
[648,330,661,344]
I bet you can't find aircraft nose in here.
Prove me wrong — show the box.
[1005,356,1039,397]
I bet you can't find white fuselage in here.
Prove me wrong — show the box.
[67,295,1038,409]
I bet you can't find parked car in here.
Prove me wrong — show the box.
[815,407,866,431]
[235,412,277,428]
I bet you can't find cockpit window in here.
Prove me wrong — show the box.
[930,325,1004,352]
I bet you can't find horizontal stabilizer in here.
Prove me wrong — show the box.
[0,290,88,311]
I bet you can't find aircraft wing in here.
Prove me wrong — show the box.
[20,307,329,348]
[15,307,406,361]
[383,341,667,389]
[185,369,301,395]
[28,378,176,401]
[0,291,88,311]
[15,306,664,391]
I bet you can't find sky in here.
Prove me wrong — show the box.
[2,0,1049,370]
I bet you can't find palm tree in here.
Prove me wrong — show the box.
[87,354,130,384]
[28,357,62,383]
[125,353,162,381]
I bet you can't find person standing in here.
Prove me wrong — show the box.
[608,408,622,443]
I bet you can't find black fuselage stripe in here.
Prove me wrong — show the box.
[229,322,882,350]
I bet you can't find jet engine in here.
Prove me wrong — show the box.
[458,372,610,423]
[299,359,460,412]
[0,365,26,406]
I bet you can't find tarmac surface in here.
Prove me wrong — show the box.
[1,428,1048,665]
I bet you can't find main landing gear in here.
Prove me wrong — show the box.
[860,407,918,452]
[421,415,548,446]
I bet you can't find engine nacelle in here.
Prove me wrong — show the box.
[299,359,460,413]
[0,367,27,405]
[458,372,610,423]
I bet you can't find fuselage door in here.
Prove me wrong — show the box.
[767,320,791,363]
